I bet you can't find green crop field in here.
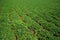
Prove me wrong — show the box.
[0,0,60,40]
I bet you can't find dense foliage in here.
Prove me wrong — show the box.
[0,0,60,40]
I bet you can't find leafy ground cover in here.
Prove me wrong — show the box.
[0,0,60,40]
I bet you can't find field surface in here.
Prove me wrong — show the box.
[0,0,60,40]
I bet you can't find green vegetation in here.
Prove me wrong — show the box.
[0,0,60,40]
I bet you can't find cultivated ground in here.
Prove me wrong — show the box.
[0,0,60,40]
